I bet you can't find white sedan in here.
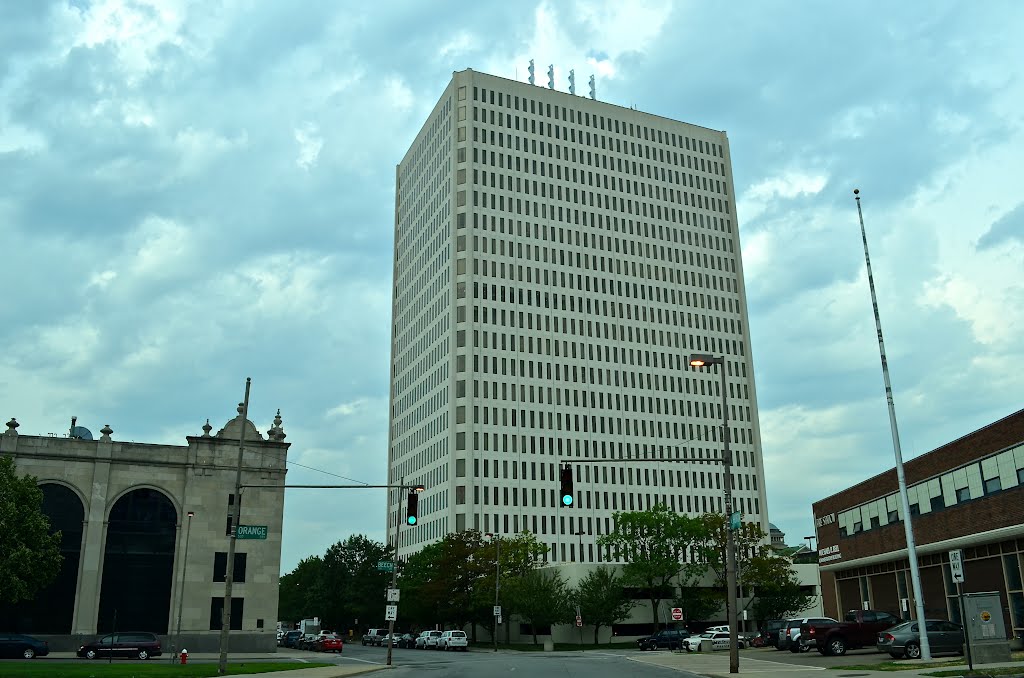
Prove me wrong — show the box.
[684,631,742,652]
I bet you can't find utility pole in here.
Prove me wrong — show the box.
[218,377,250,675]
[385,476,404,667]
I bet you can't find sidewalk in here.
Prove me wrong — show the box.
[630,650,1024,677]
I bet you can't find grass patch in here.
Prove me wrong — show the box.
[830,659,967,672]
[0,662,333,677]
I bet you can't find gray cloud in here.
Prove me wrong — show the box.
[2,0,1023,570]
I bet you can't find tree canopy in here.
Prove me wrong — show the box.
[0,456,63,605]
[597,503,707,630]
[575,567,634,644]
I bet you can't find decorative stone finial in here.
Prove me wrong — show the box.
[237,402,245,416]
[268,408,286,441]
[4,418,18,436]
[202,418,213,437]
[100,424,113,442]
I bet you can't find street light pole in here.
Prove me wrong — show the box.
[690,353,739,674]
[853,190,931,660]
[174,511,195,660]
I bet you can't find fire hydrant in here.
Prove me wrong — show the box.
[180,648,188,665]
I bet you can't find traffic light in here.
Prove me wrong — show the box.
[559,464,574,507]
[406,492,418,525]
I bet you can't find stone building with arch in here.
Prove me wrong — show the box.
[0,404,290,652]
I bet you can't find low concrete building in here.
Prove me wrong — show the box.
[0,404,289,652]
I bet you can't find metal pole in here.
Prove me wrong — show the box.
[218,377,251,675]
[175,511,194,660]
[957,582,972,670]
[720,361,739,674]
[386,476,403,666]
[495,536,500,652]
[854,190,931,660]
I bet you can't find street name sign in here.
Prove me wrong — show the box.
[376,561,395,572]
[385,604,397,621]
[236,525,268,540]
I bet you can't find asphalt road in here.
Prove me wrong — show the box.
[317,643,702,677]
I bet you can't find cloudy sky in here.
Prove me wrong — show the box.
[3,0,1022,573]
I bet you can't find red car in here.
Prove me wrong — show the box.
[316,634,344,653]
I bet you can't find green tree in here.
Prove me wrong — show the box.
[574,567,634,644]
[0,456,62,605]
[598,504,707,630]
[674,583,722,625]
[696,513,769,589]
[506,568,572,645]
[744,553,814,622]
[278,555,325,624]
[321,535,393,632]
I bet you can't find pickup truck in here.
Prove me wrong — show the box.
[802,610,902,656]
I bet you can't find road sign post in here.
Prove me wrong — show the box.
[385,604,397,621]
[387,588,400,602]
[949,549,972,671]
[671,607,683,622]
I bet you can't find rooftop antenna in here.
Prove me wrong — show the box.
[588,74,596,100]
[568,69,576,95]
[547,64,554,89]
[528,59,535,85]
[70,416,77,438]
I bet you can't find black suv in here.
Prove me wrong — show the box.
[636,629,684,651]
[281,630,303,648]
[77,632,162,660]
[759,619,786,647]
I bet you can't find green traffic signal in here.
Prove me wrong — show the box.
[406,492,418,526]
[559,464,574,507]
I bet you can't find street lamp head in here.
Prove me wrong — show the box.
[413,485,425,493]
[187,511,195,518]
[688,353,721,368]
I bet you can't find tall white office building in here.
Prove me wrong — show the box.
[387,69,768,562]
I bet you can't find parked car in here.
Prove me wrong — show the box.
[77,632,162,660]
[0,633,49,659]
[636,629,685,651]
[759,619,786,647]
[684,631,740,652]
[316,634,344,653]
[362,629,387,646]
[778,617,837,652]
[877,620,964,659]
[396,633,416,648]
[298,633,319,650]
[439,630,469,651]
[415,630,443,649]
[281,630,303,648]
[276,629,284,643]
[803,610,902,656]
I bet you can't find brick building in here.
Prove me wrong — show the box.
[811,408,1024,642]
